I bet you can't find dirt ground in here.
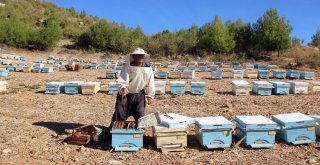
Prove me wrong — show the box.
[0,52,320,165]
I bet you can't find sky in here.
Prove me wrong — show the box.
[49,0,320,43]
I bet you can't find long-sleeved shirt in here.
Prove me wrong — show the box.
[117,63,155,98]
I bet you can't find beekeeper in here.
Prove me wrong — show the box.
[110,48,155,127]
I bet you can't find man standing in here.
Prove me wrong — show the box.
[110,48,155,128]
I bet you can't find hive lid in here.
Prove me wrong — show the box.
[190,82,206,86]
[252,81,273,87]
[170,81,185,84]
[159,113,193,128]
[287,81,309,86]
[235,116,277,130]
[82,82,101,85]
[0,81,8,85]
[232,80,250,86]
[272,112,315,128]
[195,116,232,129]
[269,81,290,87]
[155,81,166,85]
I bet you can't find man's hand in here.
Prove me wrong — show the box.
[146,97,154,106]
[120,88,129,96]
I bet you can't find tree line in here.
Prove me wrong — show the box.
[0,0,320,58]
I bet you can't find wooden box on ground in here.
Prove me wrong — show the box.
[269,81,290,95]
[252,81,273,96]
[190,82,206,95]
[300,71,314,80]
[272,113,316,145]
[244,69,258,79]
[231,80,251,96]
[287,81,308,94]
[0,81,8,92]
[155,81,166,94]
[64,81,84,94]
[182,70,195,79]
[308,81,320,93]
[153,125,188,153]
[170,81,186,94]
[232,70,243,79]
[168,71,181,79]
[81,82,101,94]
[45,82,65,94]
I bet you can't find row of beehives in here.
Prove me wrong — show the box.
[45,81,101,95]
[232,80,320,96]
[111,112,320,152]
[0,54,28,61]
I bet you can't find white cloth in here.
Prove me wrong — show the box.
[117,64,155,98]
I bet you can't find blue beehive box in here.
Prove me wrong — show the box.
[210,65,219,71]
[20,56,27,61]
[108,82,119,95]
[273,70,287,79]
[64,81,84,94]
[160,113,194,128]
[90,64,98,69]
[6,65,16,72]
[106,71,118,79]
[269,81,290,95]
[300,71,314,80]
[99,63,108,69]
[211,70,222,79]
[287,69,300,79]
[177,66,186,72]
[155,71,168,79]
[170,81,186,94]
[32,67,42,73]
[45,82,65,94]
[272,113,316,145]
[190,82,206,95]
[258,70,269,79]
[188,65,196,71]
[0,69,9,77]
[254,64,268,70]
[41,67,54,73]
[35,59,42,63]
[111,121,144,152]
[198,66,207,72]
[252,81,273,95]
[195,117,233,149]
[235,116,277,148]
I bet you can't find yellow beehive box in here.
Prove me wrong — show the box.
[168,71,182,79]
[244,69,258,79]
[222,71,232,78]
[23,66,32,73]
[153,125,188,153]
[308,81,320,93]
[81,82,101,94]
[0,81,8,92]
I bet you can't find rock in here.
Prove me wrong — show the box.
[2,148,11,154]
[108,159,122,165]
[77,146,86,152]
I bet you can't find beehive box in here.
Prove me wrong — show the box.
[308,81,320,93]
[108,64,117,70]
[258,70,269,79]
[211,70,222,79]
[198,62,206,67]
[81,82,101,94]
[287,69,301,79]
[41,67,54,73]
[0,70,9,77]
[222,71,232,78]
[252,81,273,95]
[310,115,320,136]
[32,67,42,73]
[177,66,187,72]
[235,116,277,148]
[300,71,314,80]
[155,71,168,79]
[23,66,32,73]
[188,65,196,71]
[111,121,143,152]
[206,62,215,66]
[108,82,120,95]
[0,81,8,92]
[168,71,181,79]
[195,117,233,149]
[273,70,287,79]
[272,113,316,145]
[288,81,308,94]
[190,82,206,95]
[254,64,268,70]
[170,81,186,94]
[232,70,243,79]
[167,65,177,72]
[231,80,251,96]
[106,70,118,79]
[244,64,254,70]
[210,65,219,71]
[155,81,166,94]
[64,81,84,94]
[15,66,24,72]
[269,81,290,95]
[159,113,194,128]
[244,69,258,79]
[182,70,195,79]
[268,65,279,78]
[2,60,12,65]
[6,65,15,72]
[59,57,67,61]
[153,125,188,153]
[45,82,65,94]
[198,66,207,72]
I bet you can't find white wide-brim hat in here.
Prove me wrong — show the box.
[130,48,149,56]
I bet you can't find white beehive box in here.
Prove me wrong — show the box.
[182,70,195,79]
[308,81,320,93]
[232,70,244,79]
[288,81,308,94]
[231,80,251,96]
[0,81,8,92]
[155,81,166,94]
[81,82,101,94]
